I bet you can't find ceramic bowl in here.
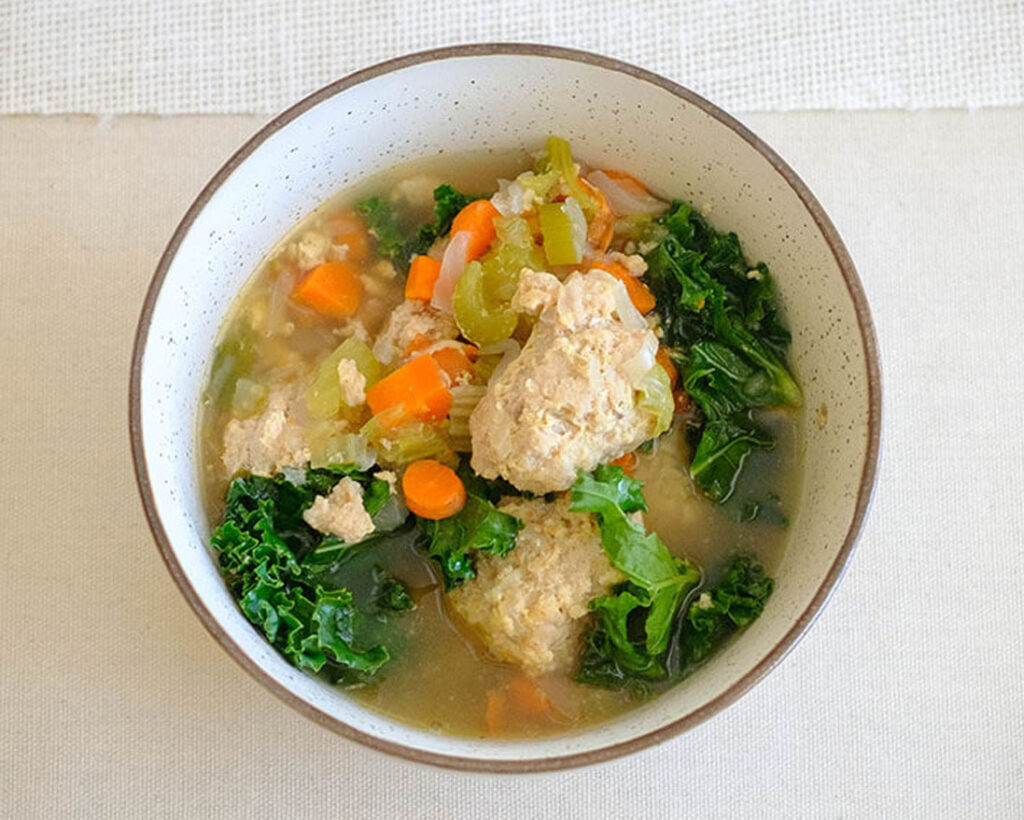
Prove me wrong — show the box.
[131,44,880,772]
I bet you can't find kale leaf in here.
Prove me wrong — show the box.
[210,466,407,683]
[644,200,801,503]
[355,184,476,274]
[417,494,522,590]
[665,553,773,679]
[571,467,701,692]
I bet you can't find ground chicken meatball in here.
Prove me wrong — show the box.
[447,495,622,674]
[221,385,309,477]
[371,300,459,365]
[469,269,660,493]
[302,477,374,543]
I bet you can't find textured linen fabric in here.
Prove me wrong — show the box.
[1,0,1023,114]
[1,110,1022,817]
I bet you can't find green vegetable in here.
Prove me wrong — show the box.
[355,184,476,273]
[636,364,674,438]
[665,554,773,678]
[355,196,409,269]
[210,467,407,683]
[360,412,455,468]
[372,569,415,612]
[538,201,583,266]
[572,471,774,693]
[306,337,382,420]
[538,136,594,213]
[688,416,772,504]
[412,184,476,254]
[417,494,522,590]
[644,200,801,502]
[453,260,520,346]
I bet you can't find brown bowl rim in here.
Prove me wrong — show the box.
[129,42,882,774]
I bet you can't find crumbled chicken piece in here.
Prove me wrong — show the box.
[372,300,459,365]
[336,358,366,406]
[374,470,398,494]
[390,175,442,210]
[608,251,648,277]
[302,477,375,543]
[221,386,310,477]
[447,495,623,673]
[470,270,660,493]
[294,230,332,269]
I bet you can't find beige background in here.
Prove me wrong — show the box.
[2,110,1023,817]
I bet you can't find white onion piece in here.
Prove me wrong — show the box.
[431,230,471,314]
[587,170,668,216]
[597,270,647,331]
[621,334,658,386]
[563,196,589,258]
[479,338,521,382]
[490,178,525,217]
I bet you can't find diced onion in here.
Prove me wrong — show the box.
[491,179,526,217]
[587,170,668,216]
[562,196,589,255]
[621,335,658,386]
[431,230,471,314]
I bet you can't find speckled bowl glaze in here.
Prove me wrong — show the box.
[131,44,880,771]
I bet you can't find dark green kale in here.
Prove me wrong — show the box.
[665,553,774,679]
[644,200,801,503]
[571,467,702,693]
[371,569,415,612]
[355,184,477,274]
[416,493,522,590]
[210,466,408,683]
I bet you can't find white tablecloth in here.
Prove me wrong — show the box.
[2,0,1022,114]
[1,106,1022,818]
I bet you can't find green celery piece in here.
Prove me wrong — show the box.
[538,202,582,266]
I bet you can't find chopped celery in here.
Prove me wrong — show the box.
[541,136,594,213]
[448,384,488,452]
[307,337,383,420]
[517,169,560,201]
[309,429,377,471]
[637,364,674,438]
[361,412,456,468]
[231,377,268,418]
[539,202,584,266]
[454,261,519,347]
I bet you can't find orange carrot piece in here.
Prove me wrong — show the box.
[291,261,363,318]
[430,346,474,383]
[404,333,434,358]
[329,211,370,263]
[585,258,656,315]
[405,255,442,301]
[674,388,692,415]
[484,691,507,735]
[609,451,639,476]
[402,459,467,520]
[450,199,500,261]
[656,347,679,390]
[507,677,553,715]
[365,354,452,426]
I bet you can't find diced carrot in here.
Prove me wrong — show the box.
[405,255,442,301]
[365,354,452,426]
[404,333,434,357]
[579,178,614,252]
[291,261,363,319]
[462,344,480,362]
[585,258,656,315]
[508,677,553,715]
[484,691,507,735]
[431,346,474,383]
[329,211,370,263]
[450,199,500,261]
[674,388,692,415]
[609,451,639,476]
[402,459,467,520]
[656,347,679,390]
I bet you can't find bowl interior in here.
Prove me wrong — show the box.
[134,47,877,770]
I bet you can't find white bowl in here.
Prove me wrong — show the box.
[131,44,881,772]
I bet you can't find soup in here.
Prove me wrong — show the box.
[199,138,803,738]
